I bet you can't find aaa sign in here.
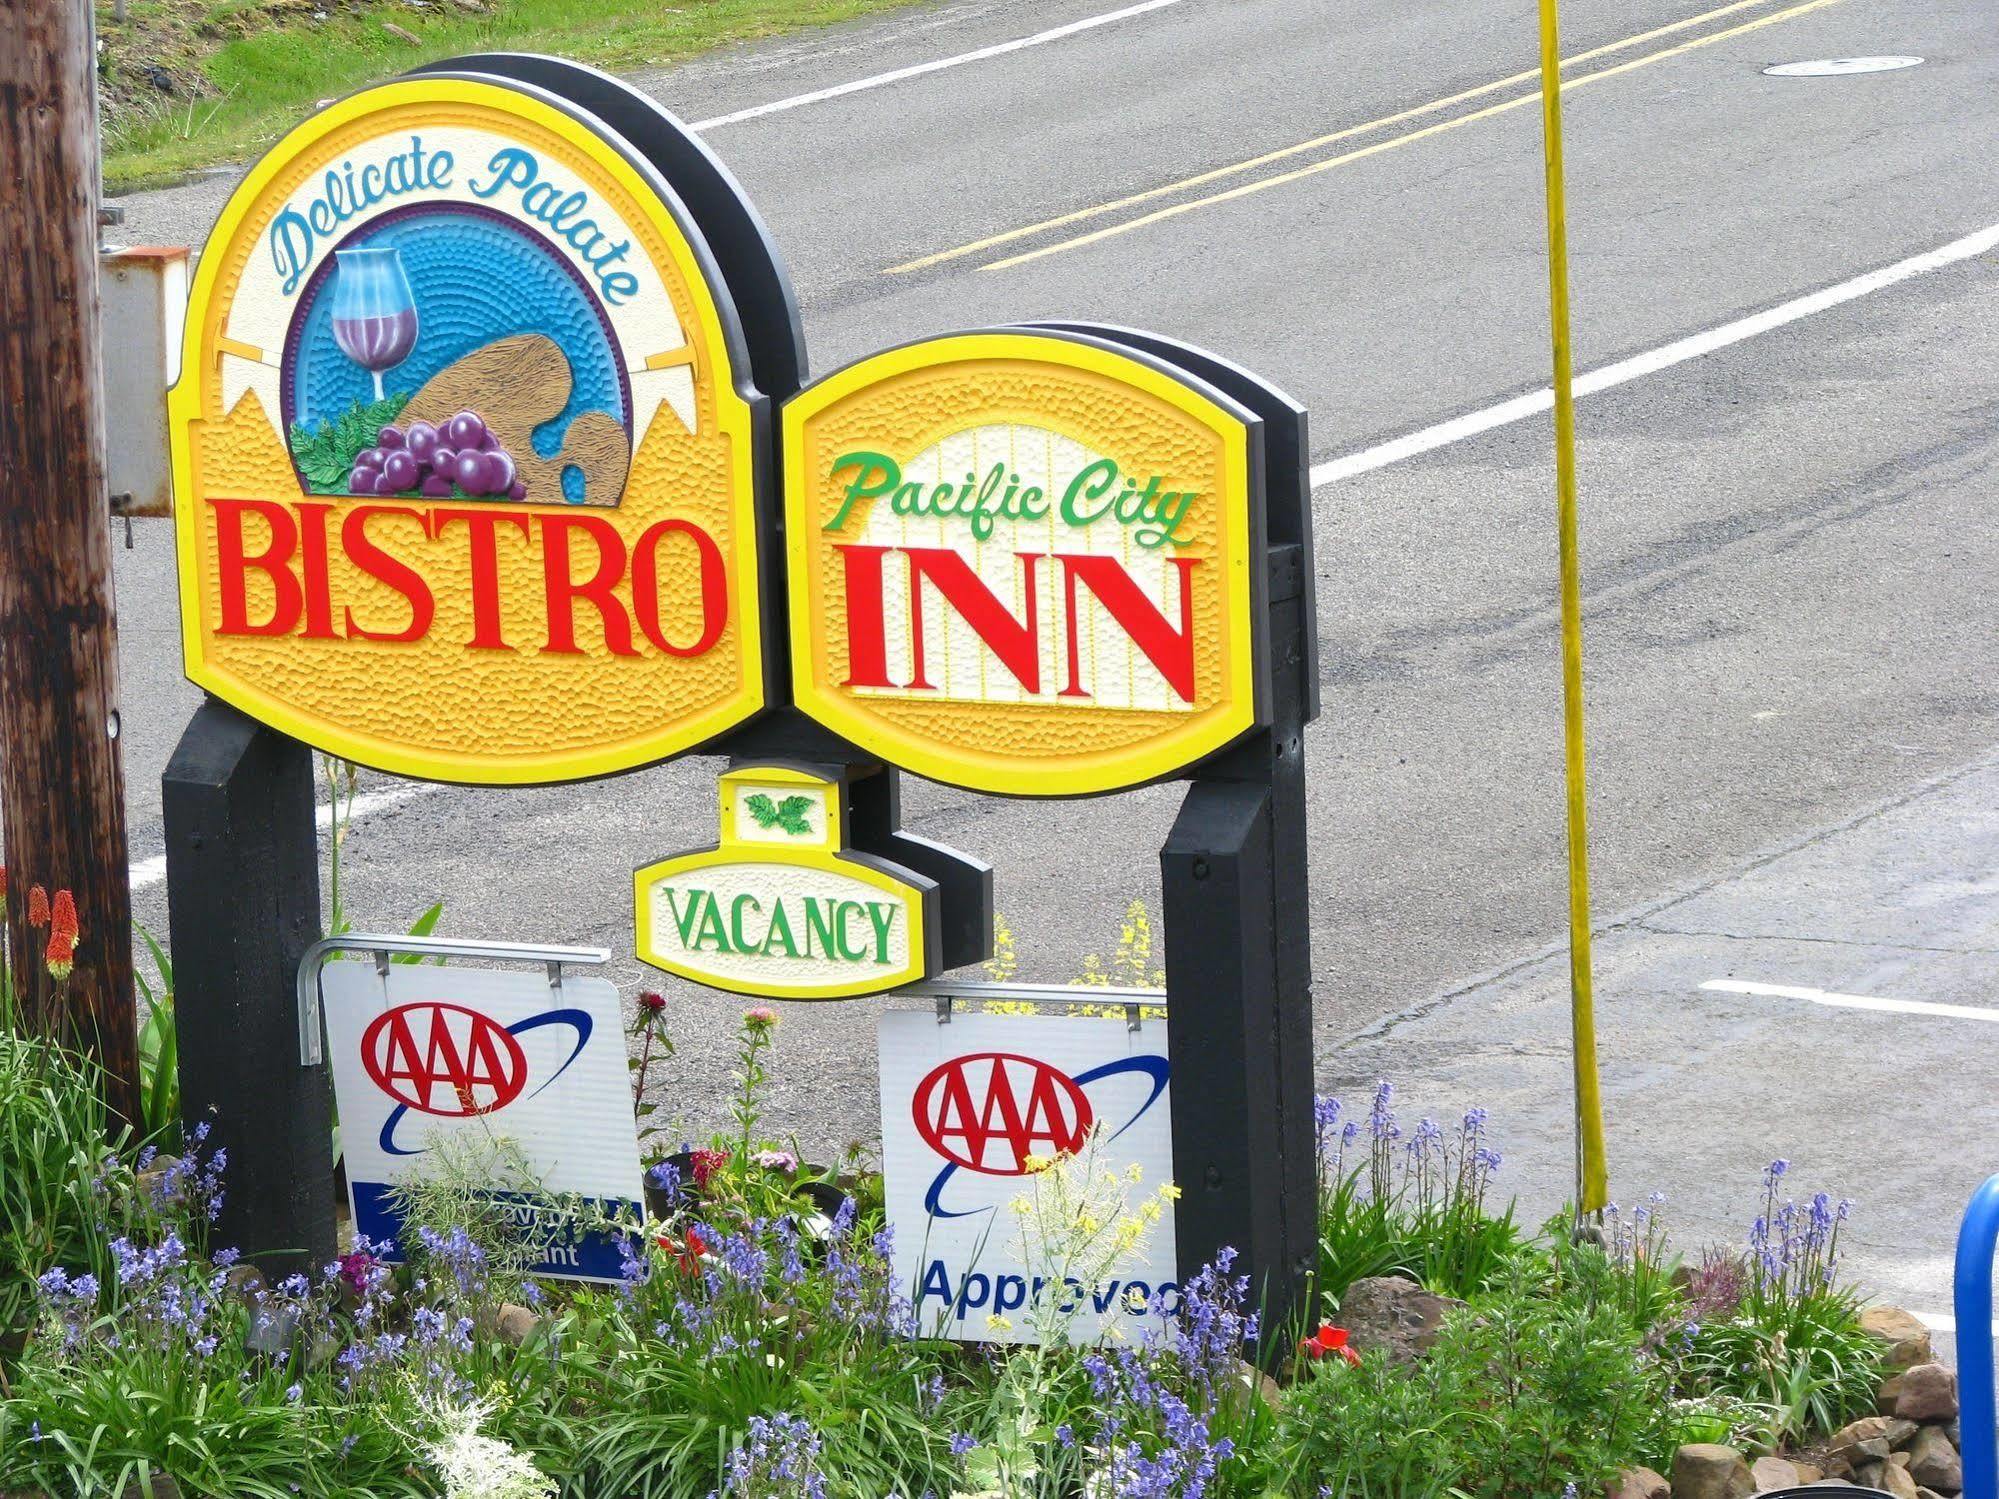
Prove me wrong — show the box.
[168,76,762,784]
[784,331,1264,797]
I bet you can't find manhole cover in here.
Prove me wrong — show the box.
[1763,56,1924,76]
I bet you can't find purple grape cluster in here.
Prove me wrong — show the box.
[348,410,527,500]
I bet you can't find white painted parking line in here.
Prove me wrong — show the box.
[1700,978,1999,1024]
[689,0,1190,131]
[128,782,437,893]
[1309,218,1999,488]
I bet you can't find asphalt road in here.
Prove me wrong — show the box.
[104,0,1999,1317]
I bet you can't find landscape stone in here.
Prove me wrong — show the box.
[1606,1466,1669,1499]
[1750,1454,1800,1490]
[1862,1306,1935,1370]
[1906,1425,1962,1493]
[1878,1462,1921,1499]
[1895,1363,1959,1423]
[1830,1414,1919,1466]
[1792,1463,1823,1483]
[1671,1443,1755,1499]
[1879,1373,1907,1415]
[1337,1276,1463,1365]
[494,1303,541,1347]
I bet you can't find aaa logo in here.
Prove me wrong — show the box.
[912,1053,1094,1175]
[359,1001,592,1155]
[362,1002,525,1116]
[915,1051,1169,1219]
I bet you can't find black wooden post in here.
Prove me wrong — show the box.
[163,699,334,1272]
[1161,541,1317,1359]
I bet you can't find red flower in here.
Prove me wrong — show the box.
[50,889,77,944]
[688,1147,730,1189]
[44,928,74,983]
[27,885,49,928]
[655,1225,709,1275]
[639,990,667,1013]
[1298,1323,1362,1366]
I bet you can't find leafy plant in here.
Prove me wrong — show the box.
[1281,1283,1674,1498]
[0,1028,124,1361]
[1666,1162,1881,1446]
[1315,1085,1527,1305]
[132,925,179,1144]
[288,393,409,493]
[1545,1194,1684,1335]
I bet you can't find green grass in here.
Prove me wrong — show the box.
[98,0,928,189]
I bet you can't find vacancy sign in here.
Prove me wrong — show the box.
[322,960,645,1280]
[878,1010,1177,1344]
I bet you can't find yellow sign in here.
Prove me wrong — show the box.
[168,77,763,784]
[634,766,939,1000]
[783,332,1262,797]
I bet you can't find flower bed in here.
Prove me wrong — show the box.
[0,908,1945,1498]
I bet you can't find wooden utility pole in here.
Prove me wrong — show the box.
[0,0,141,1127]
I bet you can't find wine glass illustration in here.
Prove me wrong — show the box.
[330,247,418,402]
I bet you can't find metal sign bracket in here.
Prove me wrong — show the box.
[296,933,610,1067]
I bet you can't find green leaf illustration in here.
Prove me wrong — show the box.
[774,795,814,835]
[744,791,813,836]
[288,391,411,494]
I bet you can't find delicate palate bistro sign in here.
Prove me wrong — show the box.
[168,76,763,783]
[634,765,941,1000]
[783,331,1265,797]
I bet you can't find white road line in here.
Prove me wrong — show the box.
[1310,218,1999,488]
[128,783,437,893]
[1911,1312,1999,1334]
[688,0,1189,130]
[1700,978,1999,1024]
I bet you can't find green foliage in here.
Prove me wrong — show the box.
[1,1012,1878,1499]
[0,1030,123,1360]
[1316,1090,1527,1306]
[1280,1285,1675,1498]
[101,0,928,188]
[1543,1200,1685,1335]
[132,925,179,1144]
[288,393,409,493]
[1278,1347,1476,1499]
[1684,1286,1881,1448]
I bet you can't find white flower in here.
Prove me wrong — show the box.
[416,1395,556,1499]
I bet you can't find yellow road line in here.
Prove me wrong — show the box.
[962,0,1842,274]
[887,0,1792,276]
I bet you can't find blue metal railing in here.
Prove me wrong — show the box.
[1955,1174,1999,1499]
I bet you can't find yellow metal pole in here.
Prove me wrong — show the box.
[1535,0,1609,1214]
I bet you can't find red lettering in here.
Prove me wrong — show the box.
[1060,553,1199,702]
[904,549,1040,693]
[341,506,435,643]
[836,543,894,688]
[295,503,338,640]
[540,513,636,656]
[631,519,727,657]
[212,498,303,636]
[429,508,531,651]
